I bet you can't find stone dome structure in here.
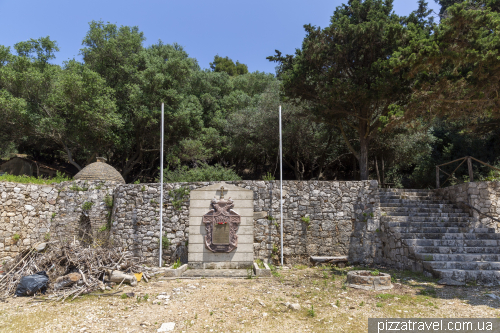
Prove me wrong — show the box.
[74,157,125,183]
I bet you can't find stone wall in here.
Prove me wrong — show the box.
[109,180,383,266]
[435,182,500,231]
[1,179,384,266]
[110,183,190,266]
[0,180,118,261]
[0,182,57,260]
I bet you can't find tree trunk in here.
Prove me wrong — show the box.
[375,157,381,184]
[358,122,370,180]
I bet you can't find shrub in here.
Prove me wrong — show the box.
[12,233,20,242]
[162,235,171,249]
[161,163,241,182]
[168,187,190,210]
[82,201,94,211]
[69,184,88,191]
[262,172,275,181]
[173,259,182,269]
[104,195,113,208]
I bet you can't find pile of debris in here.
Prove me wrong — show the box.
[0,241,148,301]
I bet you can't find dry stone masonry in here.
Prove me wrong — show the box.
[0,180,117,261]
[0,180,384,266]
[436,182,500,231]
[2,178,500,284]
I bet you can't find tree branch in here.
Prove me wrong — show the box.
[337,121,359,161]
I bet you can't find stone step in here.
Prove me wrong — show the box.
[414,246,500,254]
[391,227,494,234]
[387,222,471,228]
[380,203,456,208]
[423,261,500,271]
[404,239,500,247]
[431,269,500,285]
[382,216,473,223]
[416,252,500,261]
[385,212,469,217]
[380,199,452,204]
[379,195,437,200]
[379,189,433,193]
[382,207,464,213]
[399,232,500,240]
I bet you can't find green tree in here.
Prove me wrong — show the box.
[81,21,204,181]
[434,0,463,14]
[209,55,248,76]
[0,38,120,170]
[227,81,344,180]
[268,0,434,180]
[394,0,500,127]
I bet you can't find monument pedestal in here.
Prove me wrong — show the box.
[188,182,254,269]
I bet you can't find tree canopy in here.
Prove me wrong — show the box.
[2,2,500,187]
[268,0,435,180]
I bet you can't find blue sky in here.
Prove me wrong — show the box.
[0,0,440,74]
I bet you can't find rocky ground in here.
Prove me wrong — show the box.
[1,266,500,333]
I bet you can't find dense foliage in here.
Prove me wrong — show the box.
[1,1,500,187]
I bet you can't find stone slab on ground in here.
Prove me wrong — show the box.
[163,264,188,277]
[180,269,252,278]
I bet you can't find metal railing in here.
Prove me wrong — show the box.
[436,156,500,189]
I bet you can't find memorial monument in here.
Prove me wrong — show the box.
[188,182,254,269]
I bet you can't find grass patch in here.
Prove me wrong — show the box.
[293,264,308,270]
[255,259,265,269]
[307,305,316,317]
[376,293,397,300]
[0,171,71,185]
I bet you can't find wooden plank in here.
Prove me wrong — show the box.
[442,158,466,187]
[436,166,440,189]
[467,157,474,182]
[310,256,348,262]
[437,157,467,167]
[470,157,500,172]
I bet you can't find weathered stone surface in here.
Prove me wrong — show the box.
[346,270,393,291]
[435,182,500,231]
[0,179,385,266]
[438,278,466,286]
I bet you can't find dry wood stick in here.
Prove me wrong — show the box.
[0,249,34,285]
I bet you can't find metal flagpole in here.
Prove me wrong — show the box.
[159,103,164,267]
[279,105,283,266]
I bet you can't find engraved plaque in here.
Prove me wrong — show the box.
[202,195,241,253]
[213,223,230,245]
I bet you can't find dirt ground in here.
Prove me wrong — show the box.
[1,266,500,333]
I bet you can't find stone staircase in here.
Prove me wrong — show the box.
[379,188,500,285]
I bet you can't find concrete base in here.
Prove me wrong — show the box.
[188,261,253,269]
[181,269,252,278]
[188,182,254,269]
[253,262,271,277]
[163,264,188,277]
[346,270,393,291]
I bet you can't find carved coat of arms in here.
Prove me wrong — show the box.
[203,193,241,253]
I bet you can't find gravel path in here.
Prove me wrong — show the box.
[1,266,500,332]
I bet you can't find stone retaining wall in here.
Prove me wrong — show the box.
[435,182,500,231]
[0,180,118,261]
[109,180,383,266]
[1,179,385,266]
